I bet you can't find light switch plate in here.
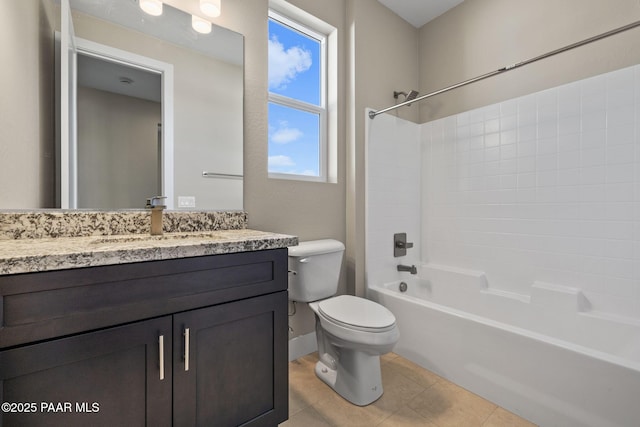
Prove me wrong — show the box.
[178,196,196,208]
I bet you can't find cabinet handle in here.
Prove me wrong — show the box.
[184,327,190,372]
[159,335,165,380]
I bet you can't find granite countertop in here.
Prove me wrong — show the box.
[0,229,298,275]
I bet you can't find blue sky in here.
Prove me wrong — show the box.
[268,18,321,176]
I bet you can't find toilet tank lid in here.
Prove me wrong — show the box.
[288,239,345,257]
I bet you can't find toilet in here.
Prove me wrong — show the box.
[288,239,400,406]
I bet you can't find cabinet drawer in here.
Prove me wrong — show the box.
[0,249,288,348]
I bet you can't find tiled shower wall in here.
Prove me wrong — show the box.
[366,111,421,287]
[422,64,640,320]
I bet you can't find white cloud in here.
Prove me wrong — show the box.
[268,36,312,90]
[271,123,303,144]
[268,155,295,168]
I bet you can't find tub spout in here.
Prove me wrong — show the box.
[397,264,417,275]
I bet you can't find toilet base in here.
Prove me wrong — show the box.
[314,349,384,406]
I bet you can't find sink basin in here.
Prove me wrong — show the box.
[90,232,226,245]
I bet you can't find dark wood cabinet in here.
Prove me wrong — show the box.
[173,292,288,426]
[0,249,289,427]
[0,317,173,427]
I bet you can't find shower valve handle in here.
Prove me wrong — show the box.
[394,233,413,257]
[396,241,413,249]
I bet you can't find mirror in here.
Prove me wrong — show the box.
[0,0,243,210]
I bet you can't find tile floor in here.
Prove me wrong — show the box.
[281,352,537,427]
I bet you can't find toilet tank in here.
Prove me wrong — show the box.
[288,239,345,302]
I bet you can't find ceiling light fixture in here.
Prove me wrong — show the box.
[139,0,163,16]
[199,0,221,18]
[192,15,212,34]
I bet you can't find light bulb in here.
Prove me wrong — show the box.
[200,0,221,18]
[192,15,212,34]
[140,0,163,16]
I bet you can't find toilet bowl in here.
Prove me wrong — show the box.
[288,240,400,406]
[309,295,400,405]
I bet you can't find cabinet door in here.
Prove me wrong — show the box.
[173,291,288,427]
[0,317,172,427]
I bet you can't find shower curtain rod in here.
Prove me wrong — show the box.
[368,19,640,120]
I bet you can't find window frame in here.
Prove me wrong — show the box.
[267,9,329,182]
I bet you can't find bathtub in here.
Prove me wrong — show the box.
[367,264,640,427]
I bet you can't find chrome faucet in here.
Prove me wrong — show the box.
[145,196,167,236]
[397,264,417,275]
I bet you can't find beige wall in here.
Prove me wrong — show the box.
[346,0,419,298]
[172,0,347,337]
[77,87,161,209]
[418,0,640,122]
[206,0,419,337]
[274,0,348,336]
[0,0,55,208]
[169,0,417,337]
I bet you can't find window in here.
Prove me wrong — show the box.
[268,7,333,182]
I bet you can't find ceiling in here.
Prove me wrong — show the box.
[377,0,464,28]
[78,55,162,103]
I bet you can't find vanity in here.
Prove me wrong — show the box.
[1,1,284,424]
[0,211,296,426]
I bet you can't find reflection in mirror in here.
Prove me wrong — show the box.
[61,32,174,209]
[0,0,243,211]
[76,53,163,209]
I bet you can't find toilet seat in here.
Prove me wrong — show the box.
[318,295,396,333]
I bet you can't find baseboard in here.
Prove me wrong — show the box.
[288,332,317,361]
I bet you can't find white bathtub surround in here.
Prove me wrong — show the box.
[365,110,422,286]
[422,64,640,320]
[365,63,640,427]
[374,265,640,369]
[530,280,591,312]
[369,279,640,427]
